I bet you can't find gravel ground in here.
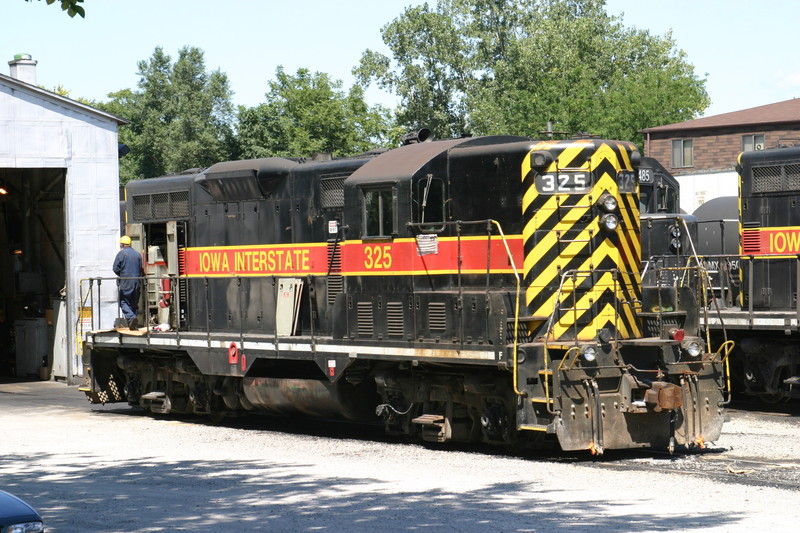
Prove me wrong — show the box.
[1,380,799,532]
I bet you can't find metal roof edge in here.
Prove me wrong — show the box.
[0,72,129,125]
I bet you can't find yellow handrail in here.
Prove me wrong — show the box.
[557,345,583,371]
[489,220,524,397]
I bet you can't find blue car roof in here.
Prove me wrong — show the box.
[0,489,41,525]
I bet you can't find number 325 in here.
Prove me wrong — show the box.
[364,245,392,269]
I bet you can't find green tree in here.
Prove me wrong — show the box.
[237,67,391,159]
[356,0,709,146]
[25,0,85,18]
[96,46,236,182]
[354,3,472,139]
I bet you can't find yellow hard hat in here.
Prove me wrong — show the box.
[120,235,132,245]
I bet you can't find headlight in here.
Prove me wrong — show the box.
[598,193,618,212]
[670,237,681,249]
[670,225,681,238]
[9,522,44,533]
[600,213,619,231]
[530,151,553,168]
[683,340,702,358]
[581,345,597,362]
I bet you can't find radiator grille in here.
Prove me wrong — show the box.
[428,302,447,332]
[786,163,800,190]
[752,165,782,193]
[320,175,347,209]
[132,191,190,220]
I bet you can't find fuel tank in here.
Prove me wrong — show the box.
[242,377,378,421]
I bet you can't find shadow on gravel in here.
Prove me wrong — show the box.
[2,452,743,533]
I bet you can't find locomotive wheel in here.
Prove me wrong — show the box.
[758,392,789,404]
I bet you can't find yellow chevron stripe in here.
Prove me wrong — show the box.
[550,272,640,340]
[575,303,632,339]
[530,231,642,338]
[591,142,621,170]
[525,221,596,307]
[522,194,561,242]
[549,271,618,339]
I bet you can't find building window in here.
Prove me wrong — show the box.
[363,188,395,237]
[743,134,765,152]
[671,139,693,168]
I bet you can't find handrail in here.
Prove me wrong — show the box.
[485,220,524,398]
[557,345,582,371]
[540,267,630,413]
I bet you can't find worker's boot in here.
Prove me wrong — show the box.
[128,317,138,331]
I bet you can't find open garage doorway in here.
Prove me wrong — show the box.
[0,168,66,379]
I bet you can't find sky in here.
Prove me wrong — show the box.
[2,0,799,120]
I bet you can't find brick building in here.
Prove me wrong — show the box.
[640,98,800,213]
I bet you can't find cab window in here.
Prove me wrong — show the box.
[363,188,396,237]
[416,176,445,232]
[656,185,677,212]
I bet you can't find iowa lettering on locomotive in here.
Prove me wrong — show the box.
[80,134,726,454]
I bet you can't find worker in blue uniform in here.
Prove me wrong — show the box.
[113,235,143,330]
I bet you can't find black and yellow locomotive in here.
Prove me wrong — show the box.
[81,134,725,453]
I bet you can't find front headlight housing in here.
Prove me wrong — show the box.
[600,213,619,231]
[581,345,597,362]
[9,522,44,533]
[598,193,618,212]
[682,340,703,358]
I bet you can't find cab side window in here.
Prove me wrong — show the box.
[656,186,677,212]
[363,188,396,237]
[416,176,445,232]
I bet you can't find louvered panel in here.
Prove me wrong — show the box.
[327,276,343,306]
[357,301,374,337]
[742,229,762,254]
[386,302,404,337]
[428,302,446,332]
[327,241,343,306]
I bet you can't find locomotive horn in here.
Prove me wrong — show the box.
[401,128,433,145]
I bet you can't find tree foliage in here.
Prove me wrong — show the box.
[25,0,85,18]
[237,67,391,159]
[356,0,709,145]
[96,46,236,183]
